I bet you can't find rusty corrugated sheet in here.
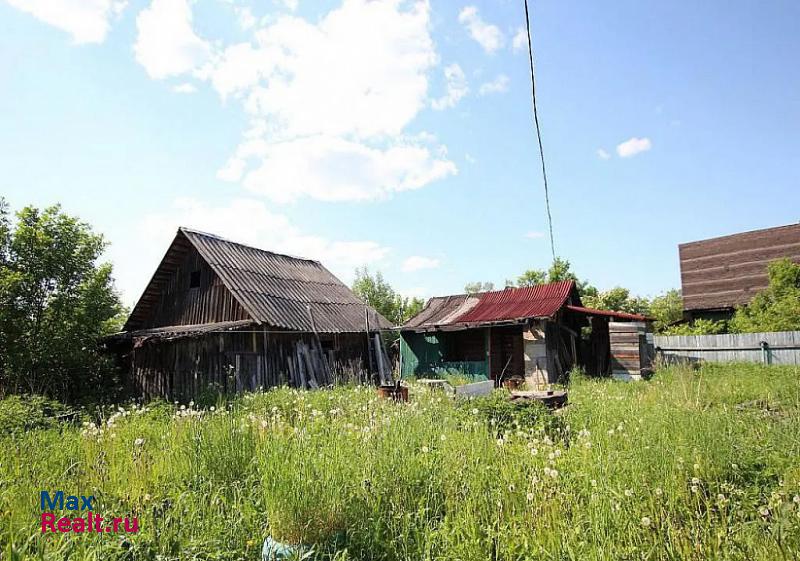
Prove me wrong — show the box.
[455,281,575,324]
[565,305,648,321]
[402,281,577,330]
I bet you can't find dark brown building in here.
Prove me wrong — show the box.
[108,228,392,400]
[679,223,800,320]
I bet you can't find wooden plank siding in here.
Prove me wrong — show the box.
[679,223,800,311]
[141,244,250,329]
[130,330,372,401]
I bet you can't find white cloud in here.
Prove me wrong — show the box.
[134,0,211,79]
[512,27,527,52]
[234,6,256,30]
[278,0,299,11]
[525,231,544,239]
[458,6,504,53]
[5,0,126,44]
[225,0,438,139]
[431,63,468,110]
[399,286,428,299]
[221,134,456,203]
[616,137,652,158]
[172,82,197,93]
[401,255,440,272]
[478,74,509,96]
[210,0,455,203]
[126,197,389,300]
[596,148,611,160]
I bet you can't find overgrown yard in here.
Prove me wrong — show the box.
[1,363,799,560]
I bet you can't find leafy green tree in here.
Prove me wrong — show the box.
[516,257,598,299]
[648,289,684,333]
[352,267,424,325]
[582,287,650,316]
[516,269,546,287]
[0,200,125,400]
[729,258,800,333]
[464,281,494,294]
[663,319,727,336]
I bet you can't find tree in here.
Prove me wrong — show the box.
[663,318,727,336]
[0,200,125,400]
[729,258,800,333]
[464,281,494,294]
[582,287,650,316]
[516,269,546,287]
[516,258,598,298]
[352,267,424,325]
[648,289,684,333]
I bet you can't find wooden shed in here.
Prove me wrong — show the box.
[399,281,648,385]
[107,228,392,400]
[679,223,800,321]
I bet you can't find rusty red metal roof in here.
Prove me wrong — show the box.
[565,305,648,322]
[455,280,576,324]
[402,281,579,330]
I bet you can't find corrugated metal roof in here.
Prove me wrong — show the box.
[402,281,578,330]
[402,294,479,329]
[126,228,392,333]
[565,305,648,321]
[456,281,575,323]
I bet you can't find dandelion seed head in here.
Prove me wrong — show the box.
[640,516,652,528]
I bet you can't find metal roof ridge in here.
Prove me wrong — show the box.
[179,226,323,264]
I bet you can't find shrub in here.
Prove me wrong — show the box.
[0,394,69,435]
[459,390,564,438]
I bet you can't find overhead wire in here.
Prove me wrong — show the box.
[523,0,556,261]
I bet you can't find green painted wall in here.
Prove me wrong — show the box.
[400,331,488,379]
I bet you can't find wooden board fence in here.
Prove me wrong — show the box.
[654,331,800,365]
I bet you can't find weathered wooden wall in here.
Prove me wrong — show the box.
[142,245,250,329]
[654,331,800,365]
[609,322,654,380]
[128,330,372,400]
[679,223,800,313]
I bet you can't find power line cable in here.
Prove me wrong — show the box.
[523,0,556,261]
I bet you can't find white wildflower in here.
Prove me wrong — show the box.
[640,516,652,528]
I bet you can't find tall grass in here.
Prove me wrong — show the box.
[1,363,798,560]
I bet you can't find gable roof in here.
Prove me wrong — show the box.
[124,228,392,333]
[402,281,648,331]
[402,281,579,330]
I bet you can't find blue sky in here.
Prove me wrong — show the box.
[2,0,799,307]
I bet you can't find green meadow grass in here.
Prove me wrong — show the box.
[1,363,799,560]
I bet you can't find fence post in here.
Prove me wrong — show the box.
[760,341,772,365]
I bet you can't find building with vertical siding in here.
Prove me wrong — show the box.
[107,227,392,400]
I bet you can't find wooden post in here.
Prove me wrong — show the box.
[364,307,375,378]
[485,327,492,383]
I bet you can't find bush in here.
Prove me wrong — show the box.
[459,390,564,438]
[0,394,69,435]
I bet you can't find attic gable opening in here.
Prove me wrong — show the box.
[189,270,201,289]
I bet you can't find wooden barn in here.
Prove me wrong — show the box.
[399,281,649,385]
[107,228,392,400]
[680,223,800,321]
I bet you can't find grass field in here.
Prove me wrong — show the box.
[1,363,799,560]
